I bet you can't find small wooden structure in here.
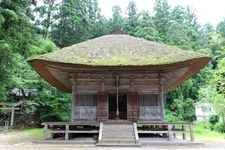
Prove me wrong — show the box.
[0,102,21,126]
[28,30,210,145]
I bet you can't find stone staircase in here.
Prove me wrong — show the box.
[97,123,140,146]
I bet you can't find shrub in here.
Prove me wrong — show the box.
[214,122,225,133]
[209,115,219,125]
[165,109,182,122]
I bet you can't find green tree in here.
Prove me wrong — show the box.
[167,22,191,50]
[109,5,123,28]
[50,0,92,47]
[135,11,159,41]
[0,0,33,99]
[10,38,71,125]
[153,0,170,42]
[216,19,225,38]
[199,34,225,127]
[122,1,139,35]
[202,23,214,48]
[90,15,111,38]
[34,0,60,39]
[167,98,195,121]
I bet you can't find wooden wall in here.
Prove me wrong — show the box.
[67,73,161,94]
[70,72,164,121]
[73,95,97,120]
[139,94,162,121]
[72,93,163,121]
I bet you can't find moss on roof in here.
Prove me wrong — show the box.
[29,34,208,66]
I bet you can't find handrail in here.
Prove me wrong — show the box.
[137,122,194,141]
[98,122,103,142]
[42,121,100,140]
[133,122,139,144]
[41,121,99,126]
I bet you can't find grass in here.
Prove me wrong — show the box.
[194,122,225,139]
[8,128,43,139]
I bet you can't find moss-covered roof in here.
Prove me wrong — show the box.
[29,34,208,66]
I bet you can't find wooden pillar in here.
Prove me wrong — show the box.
[159,76,165,121]
[70,74,76,121]
[182,125,186,140]
[65,124,69,141]
[10,106,15,126]
[43,123,48,140]
[116,75,119,117]
[98,122,103,142]
[130,75,134,92]
[190,123,194,141]
[101,75,105,92]
[173,125,176,138]
[168,124,172,141]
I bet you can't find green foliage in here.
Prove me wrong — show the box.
[30,38,58,56]
[165,109,182,122]
[50,0,102,47]
[33,84,71,122]
[34,0,60,39]
[216,19,225,38]
[135,11,159,41]
[214,122,225,133]
[194,122,225,139]
[0,0,33,99]
[122,1,139,35]
[209,115,220,126]
[209,115,220,130]
[110,5,123,28]
[154,0,171,42]
[168,98,195,121]
[167,22,191,50]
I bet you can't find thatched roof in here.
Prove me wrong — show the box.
[29,34,208,66]
[28,33,210,93]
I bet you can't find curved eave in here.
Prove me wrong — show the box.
[27,57,211,93]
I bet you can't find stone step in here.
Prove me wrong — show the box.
[103,124,133,126]
[96,143,141,147]
[104,125,133,127]
[97,123,139,146]
[102,137,135,141]
[100,140,135,144]
[103,128,133,130]
[103,134,134,137]
[103,131,133,133]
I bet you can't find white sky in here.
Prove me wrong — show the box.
[98,0,225,27]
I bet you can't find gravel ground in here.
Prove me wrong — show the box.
[1,133,225,150]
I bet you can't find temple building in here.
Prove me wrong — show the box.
[28,30,210,146]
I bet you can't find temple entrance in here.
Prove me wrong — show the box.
[108,94,127,119]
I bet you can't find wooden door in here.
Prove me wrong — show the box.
[127,92,139,121]
[97,93,108,121]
